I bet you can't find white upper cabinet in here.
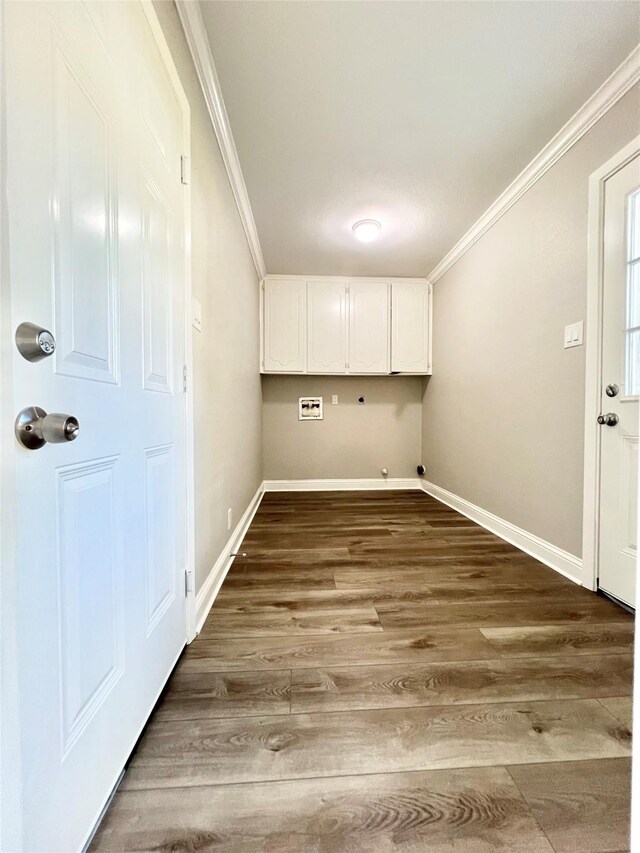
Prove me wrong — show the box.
[307,281,348,373]
[260,276,431,375]
[262,279,306,372]
[391,281,431,373]
[349,282,389,373]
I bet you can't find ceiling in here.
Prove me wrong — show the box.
[199,1,639,278]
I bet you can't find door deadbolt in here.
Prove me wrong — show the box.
[605,384,619,398]
[15,407,79,450]
[15,322,55,362]
[597,412,619,427]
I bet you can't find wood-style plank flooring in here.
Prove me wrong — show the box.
[91,490,634,852]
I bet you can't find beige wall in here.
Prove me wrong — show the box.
[422,85,639,558]
[263,376,422,480]
[155,1,263,592]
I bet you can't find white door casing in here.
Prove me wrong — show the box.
[3,2,193,850]
[598,155,640,606]
[583,138,640,602]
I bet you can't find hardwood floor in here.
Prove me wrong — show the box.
[91,490,634,852]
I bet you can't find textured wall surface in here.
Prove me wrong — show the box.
[155,2,263,592]
[422,85,639,558]
[263,375,422,480]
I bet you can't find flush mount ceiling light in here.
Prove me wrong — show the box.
[352,219,381,243]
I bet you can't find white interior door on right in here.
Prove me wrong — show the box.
[598,154,640,607]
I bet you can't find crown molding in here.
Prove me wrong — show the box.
[428,44,640,285]
[175,0,266,279]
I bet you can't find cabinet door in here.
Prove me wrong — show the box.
[263,279,306,372]
[391,282,431,373]
[349,282,389,373]
[307,281,348,373]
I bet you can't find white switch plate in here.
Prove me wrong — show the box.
[227,508,232,530]
[564,321,583,349]
[192,297,202,332]
[332,395,338,405]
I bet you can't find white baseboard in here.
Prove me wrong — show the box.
[194,482,265,634]
[420,480,583,585]
[263,478,422,492]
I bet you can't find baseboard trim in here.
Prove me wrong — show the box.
[194,482,265,634]
[420,480,583,585]
[263,478,422,492]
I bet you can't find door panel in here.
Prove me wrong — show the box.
[5,2,189,849]
[349,282,389,373]
[144,445,176,634]
[598,156,640,607]
[57,456,124,755]
[142,176,174,393]
[308,281,347,373]
[391,282,430,373]
[53,42,119,384]
[263,280,306,372]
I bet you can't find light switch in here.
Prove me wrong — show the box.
[192,297,202,332]
[564,321,583,349]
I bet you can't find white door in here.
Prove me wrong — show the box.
[307,281,348,373]
[598,155,640,607]
[262,280,306,372]
[391,281,431,373]
[349,282,389,373]
[5,2,190,849]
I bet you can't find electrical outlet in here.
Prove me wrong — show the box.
[332,395,338,405]
[227,508,232,530]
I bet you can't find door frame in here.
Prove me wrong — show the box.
[139,1,197,642]
[582,135,640,592]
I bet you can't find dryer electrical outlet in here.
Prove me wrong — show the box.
[299,397,323,420]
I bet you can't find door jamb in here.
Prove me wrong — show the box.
[582,135,640,592]
[139,1,197,642]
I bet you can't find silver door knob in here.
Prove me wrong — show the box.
[15,406,80,450]
[597,412,619,427]
[605,383,619,398]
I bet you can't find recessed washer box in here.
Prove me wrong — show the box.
[299,397,323,420]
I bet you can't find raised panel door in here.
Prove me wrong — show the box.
[5,3,188,848]
[349,282,389,373]
[263,280,306,372]
[391,282,430,373]
[307,281,347,374]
